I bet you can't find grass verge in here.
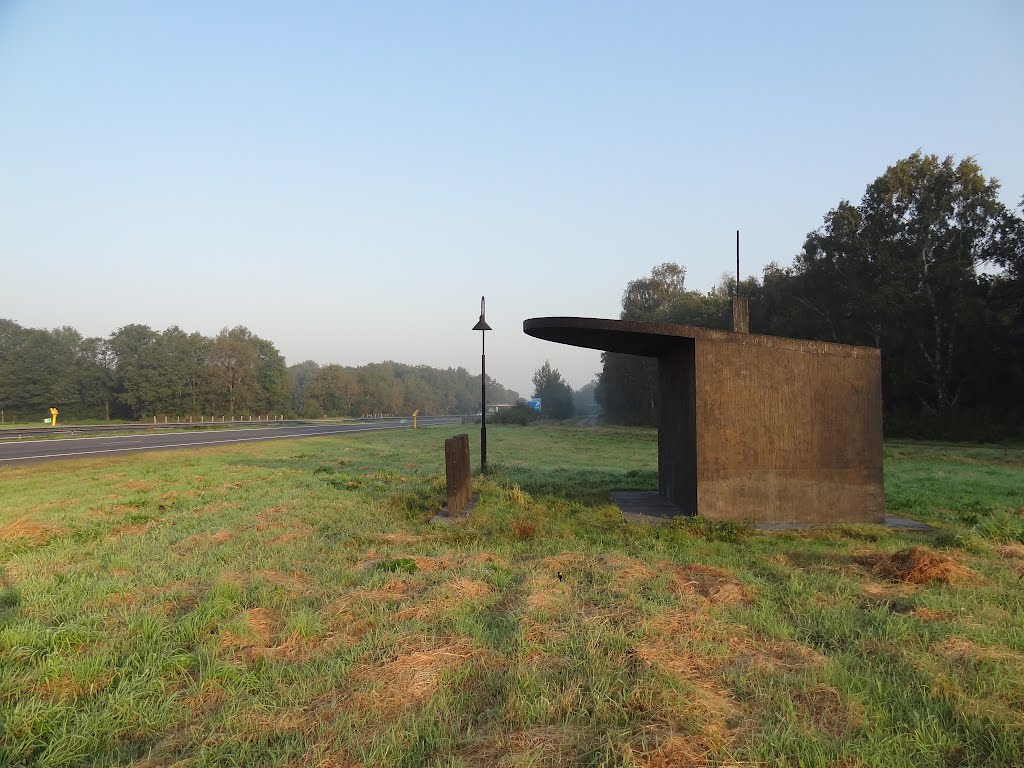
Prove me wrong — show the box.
[1,426,1022,767]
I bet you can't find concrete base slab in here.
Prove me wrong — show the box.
[609,491,935,533]
[609,491,687,526]
[756,514,936,532]
[429,494,479,525]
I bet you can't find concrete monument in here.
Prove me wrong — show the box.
[523,311,883,524]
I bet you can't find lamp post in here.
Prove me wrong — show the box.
[472,296,491,474]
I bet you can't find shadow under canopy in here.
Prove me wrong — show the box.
[523,316,884,525]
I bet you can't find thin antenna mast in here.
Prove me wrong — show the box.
[735,229,740,297]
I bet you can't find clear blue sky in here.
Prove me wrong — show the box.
[1,1,1021,397]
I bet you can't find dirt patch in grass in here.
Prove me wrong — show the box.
[790,684,863,737]
[348,635,476,716]
[629,732,716,768]
[220,607,281,650]
[633,609,740,732]
[539,551,587,572]
[181,529,233,546]
[855,547,973,585]
[288,745,363,768]
[996,544,1024,574]
[183,679,229,716]
[321,589,397,645]
[859,581,917,600]
[336,580,417,607]
[267,532,305,545]
[110,522,154,539]
[405,577,494,621]
[521,616,565,651]
[124,480,154,492]
[666,563,750,605]
[462,552,510,568]
[932,635,1024,665]
[38,669,115,702]
[459,726,576,767]
[996,543,1024,558]
[251,506,295,530]
[913,607,949,621]
[744,638,829,673]
[106,579,197,611]
[523,571,571,615]
[603,554,657,584]
[0,515,66,544]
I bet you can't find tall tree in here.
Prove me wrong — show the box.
[288,360,321,416]
[532,361,574,419]
[207,327,260,418]
[306,364,360,416]
[254,336,289,414]
[76,337,114,420]
[799,152,1022,415]
[108,324,165,418]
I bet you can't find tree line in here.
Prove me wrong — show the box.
[0,321,520,423]
[597,153,1024,439]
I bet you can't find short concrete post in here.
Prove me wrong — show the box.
[444,433,471,517]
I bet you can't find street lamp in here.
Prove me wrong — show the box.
[472,296,491,474]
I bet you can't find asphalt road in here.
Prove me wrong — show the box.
[0,417,463,466]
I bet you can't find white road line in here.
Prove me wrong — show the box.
[0,422,427,463]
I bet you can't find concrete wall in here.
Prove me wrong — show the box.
[693,334,884,524]
[523,316,884,525]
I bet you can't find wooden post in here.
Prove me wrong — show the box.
[444,433,472,517]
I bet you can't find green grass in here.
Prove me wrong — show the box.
[1,425,1023,767]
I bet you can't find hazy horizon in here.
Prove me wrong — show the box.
[2,1,1021,396]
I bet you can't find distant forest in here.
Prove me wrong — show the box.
[597,153,1024,440]
[0,321,520,422]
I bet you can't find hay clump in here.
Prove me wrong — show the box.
[932,635,1024,665]
[856,547,972,585]
[603,555,657,584]
[0,515,66,544]
[744,639,829,673]
[522,572,570,614]
[667,563,749,605]
[997,543,1024,559]
[633,733,715,768]
[350,635,475,715]
[459,726,575,767]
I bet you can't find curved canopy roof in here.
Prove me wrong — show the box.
[522,317,878,359]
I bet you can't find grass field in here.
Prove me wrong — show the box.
[1,426,1023,767]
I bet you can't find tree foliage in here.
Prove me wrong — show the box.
[532,361,575,419]
[597,153,1024,438]
[0,320,522,422]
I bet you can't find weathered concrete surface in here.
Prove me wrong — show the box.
[609,491,680,526]
[731,297,749,333]
[524,316,883,525]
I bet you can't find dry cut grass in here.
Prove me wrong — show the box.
[855,546,973,584]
